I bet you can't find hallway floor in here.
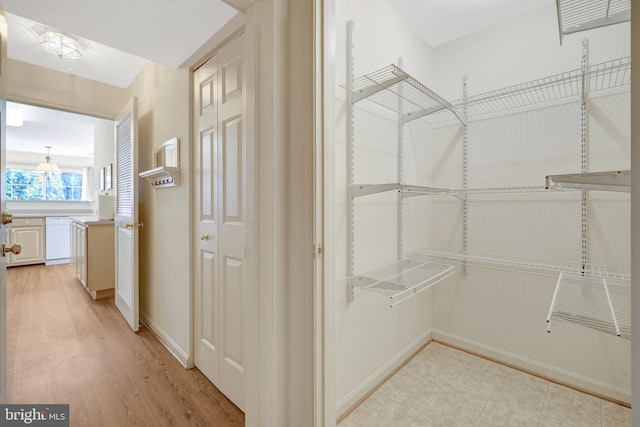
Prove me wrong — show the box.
[339,342,631,427]
[7,264,244,426]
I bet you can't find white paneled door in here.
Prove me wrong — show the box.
[115,98,140,332]
[194,34,245,410]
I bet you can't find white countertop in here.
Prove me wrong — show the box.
[70,216,115,225]
[12,212,94,218]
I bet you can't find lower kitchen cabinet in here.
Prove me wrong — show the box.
[7,217,45,267]
[70,218,115,300]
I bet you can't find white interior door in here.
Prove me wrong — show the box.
[114,98,140,332]
[194,33,245,410]
[0,10,8,403]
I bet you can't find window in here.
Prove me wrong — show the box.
[7,169,84,201]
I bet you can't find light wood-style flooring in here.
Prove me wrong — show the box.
[7,264,244,426]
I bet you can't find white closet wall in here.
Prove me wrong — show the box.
[334,0,438,414]
[430,4,631,402]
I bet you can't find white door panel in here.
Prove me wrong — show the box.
[195,55,220,385]
[194,33,245,411]
[115,98,139,332]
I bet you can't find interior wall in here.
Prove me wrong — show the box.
[6,151,93,170]
[6,59,128,119]
[126,61,192,364]
[429,4,631,402]
[94,120,115,200]
[432,3,631,101]
[334,0,437,414]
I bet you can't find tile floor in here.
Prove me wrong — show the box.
[338,342,631,427]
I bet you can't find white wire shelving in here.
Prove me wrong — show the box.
[409,248,630,281]
[344,259,455,308]
[349,183,567,199]
[349,183,450,198]
[546,272,630,339]
[556,0,631,44]
[447,56,630,120]
[342,28,631,315]
[545,170,630,192]
[341,64,466,125]
[343,57,630,126]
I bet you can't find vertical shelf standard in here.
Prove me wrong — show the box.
[342,21,463,305]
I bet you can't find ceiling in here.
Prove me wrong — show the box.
[0,0,557,90]
[385,0,555,47]
[7,101,108,159]
[2,0,238,159]
[1,0,555,160]
[2,0,239,88]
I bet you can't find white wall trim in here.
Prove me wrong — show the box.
[181,13,246,70]
[140,313,191,369]
[630,1,639,422]
[319,0,336,425]
[432,329,631,404]
[336,331,431,418]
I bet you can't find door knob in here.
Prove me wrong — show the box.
[2,212,13,225]
[2,244,21,257]
[125,222,144,230]
[200,234,210,241]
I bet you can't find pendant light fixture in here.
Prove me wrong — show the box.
[36,146,61,174]
[39,31,83,59]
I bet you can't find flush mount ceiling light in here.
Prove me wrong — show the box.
[40,31,83,59]
[36,146,61,174]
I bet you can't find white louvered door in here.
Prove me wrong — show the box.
[114,98,140,331]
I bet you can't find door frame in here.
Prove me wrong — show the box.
[193,0,335,425]
[0,9,8,405]
[630,2,640,422]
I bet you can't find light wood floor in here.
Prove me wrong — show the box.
[7,264,244,427]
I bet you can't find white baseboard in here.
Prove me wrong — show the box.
[140,313,191,369]
[336,331,431,418]
[432,329,631,405]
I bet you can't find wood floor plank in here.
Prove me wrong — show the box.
[7,264,244,426]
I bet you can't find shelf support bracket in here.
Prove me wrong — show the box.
[462,74,469,273]
[580,38,589,274]
[352,75,405,104]
[346,20,355,303]
[397,57,405,262]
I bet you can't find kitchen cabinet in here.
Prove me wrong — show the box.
[70,217,114,300]
[7,217,45,267]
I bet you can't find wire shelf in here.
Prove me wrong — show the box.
[350,183,569,199]
[545,170,630,192]
[345,259,455,307]
[410,248,630,281]
[450,56,630,118]
[341,64,466,125]
[546,272,630,339]
[404,185,554,197]
[557,0,630,43]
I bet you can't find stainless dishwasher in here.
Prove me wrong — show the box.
[45,217,72,265]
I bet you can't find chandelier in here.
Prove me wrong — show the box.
[35,146,61,174]
[40,31,83,59]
